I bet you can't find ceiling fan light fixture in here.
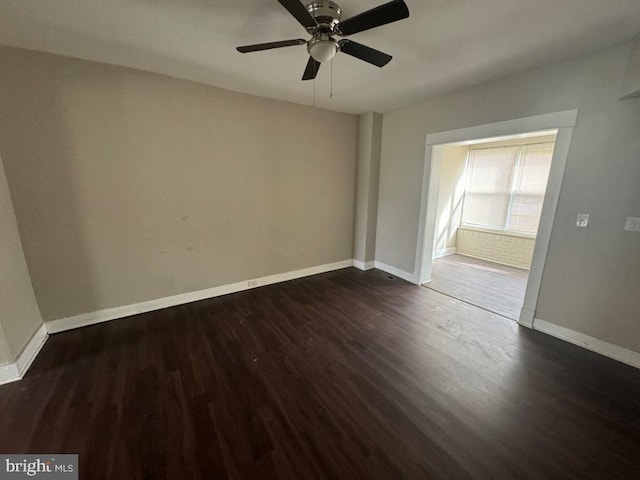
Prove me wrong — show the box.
[236,0,411,80]
[308,36,337,63]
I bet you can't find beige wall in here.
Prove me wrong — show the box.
[0,45,357,322]
[0,327,10,365]
[0,154,42,363]
[432,145,466,256]
[353,112,382,264]
[457,228,535,269]
[376,41,640,353]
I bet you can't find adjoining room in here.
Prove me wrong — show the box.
[426,131,557,320]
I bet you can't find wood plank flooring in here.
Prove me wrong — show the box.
[426,254,529,319]
[1,268,639,479]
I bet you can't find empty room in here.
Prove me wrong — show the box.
[1,1,640,479]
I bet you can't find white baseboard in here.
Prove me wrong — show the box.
[519,307,535,328]
[0,323,48,385]
[46,260,354,334]
[432,247,457,259]
[16,264,638,387]
[0,363,18,386]
[374,261,418,284]
[533,318,640,370]
[353,260,375,271]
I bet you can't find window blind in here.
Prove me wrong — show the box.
[462,146,518,229]
[508,144,554,234]
[461,142,554,235]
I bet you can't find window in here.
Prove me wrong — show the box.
[461,142,554,235]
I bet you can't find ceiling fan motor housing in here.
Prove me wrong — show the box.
[306,1,342,62]
[306,1,343,31]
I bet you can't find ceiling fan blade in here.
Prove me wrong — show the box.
[302,56,321,81]
[337,0,409,36]
[236,39,307,53]
[339,40,392,67]
[276,0,318,29]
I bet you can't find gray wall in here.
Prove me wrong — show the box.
[0,154,42,363]
[621,35,640,97]
[376,42,640,353]
[0,45,357,322]
[353,112,382,264]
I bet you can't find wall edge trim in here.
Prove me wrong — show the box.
[46,260,354,334]
[432,247,457,259]
[533,318,640,370]
[353,260,376,271]
[0,323,48,385]
[425,109,578,146]
[374,261,418,284]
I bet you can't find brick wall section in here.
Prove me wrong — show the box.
[456,228,534,269]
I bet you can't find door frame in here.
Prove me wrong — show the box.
[414,110,577,328]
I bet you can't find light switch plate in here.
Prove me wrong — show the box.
[576,214,589,228]
[624,217,640,232]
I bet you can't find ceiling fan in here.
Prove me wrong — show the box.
[236,0,410,80]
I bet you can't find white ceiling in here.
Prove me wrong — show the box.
[1,0,639,114]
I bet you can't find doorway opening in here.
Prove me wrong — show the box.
[414,110,577,327]
[425,131,556,320]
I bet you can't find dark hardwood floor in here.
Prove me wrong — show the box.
[1,268,639,479]
[426,254,529,319]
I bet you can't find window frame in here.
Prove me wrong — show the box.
[460,141,555,238]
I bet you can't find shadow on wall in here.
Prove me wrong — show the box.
[432,145,467,257]
[433,181,464,255]
[0,54,114,321]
